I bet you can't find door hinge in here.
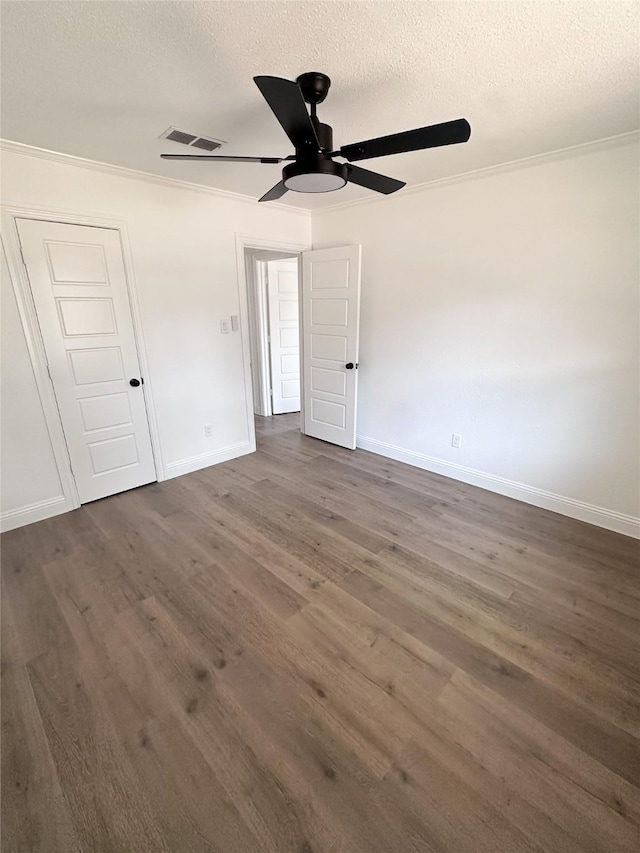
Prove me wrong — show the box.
[19,244,27,268]
[269,389,273,396]
[45,363,52,380]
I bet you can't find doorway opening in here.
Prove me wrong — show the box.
[244,249,301,419]
[237,237,361,452]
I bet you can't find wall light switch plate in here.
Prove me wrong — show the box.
[451,433,462,449]
[230,314,240,332]
[220,319,230,334]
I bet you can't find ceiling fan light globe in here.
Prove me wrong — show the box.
[282,158,347,194]
[284,172,346,193]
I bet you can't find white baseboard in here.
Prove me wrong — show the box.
[1,495,71,533]
[356,435,640,540]
[164,441,253,480]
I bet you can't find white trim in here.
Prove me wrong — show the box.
[1,495,71,533]
[356,434,640,540]
[256,259,273,417]
[164,441,253,479]
[0,139,311,218]
[2,133,636,219]
[234,234,311,449]
[316,130,640,214]
[245,253,273,417]
[1,204,165,517]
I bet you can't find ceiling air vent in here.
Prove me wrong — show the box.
[160,126,224,150]
[191,137,222,152]
[165,128,197,145]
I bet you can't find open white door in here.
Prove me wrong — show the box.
[17,219,156,503]
[302,245,361,449]
[267,259,301,414]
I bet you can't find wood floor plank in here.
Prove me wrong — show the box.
[26,642,171,852]
[107,594,336,852]
[83,496,211,590]
[1,554,75,664]
[159,486,329,597]
[338,568,640,787]
[445,494,639,575]
[211,483,364,582]
[251,476,393,553]
[1,605,80,852]
[406,508,640,622]
[217,646,440,853]
[172,565,416,777]
[318,438,474,506]
[288,588,455,732]
[249,453,420,538]
[387,728,587,853]
[119,712,262,853]
[437,672,640,852]
[160,510,309,620]
[381,740,542,853]
[2,412,638,851]
[0,507,101,568]
[97,665,262,853]
[366,543,640,735]
[308,453,442,516]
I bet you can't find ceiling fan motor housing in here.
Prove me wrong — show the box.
[311,119,333,152]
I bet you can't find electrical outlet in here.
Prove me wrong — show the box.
[451,433,462,449]
[230,314,240,332]
[220,319,230,334]
[204,423,213,438]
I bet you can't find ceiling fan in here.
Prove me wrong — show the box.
[161,72,471,202]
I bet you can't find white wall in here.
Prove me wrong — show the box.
[313,137,640,534]
[1,145,310,529]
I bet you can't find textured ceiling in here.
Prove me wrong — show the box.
[1,1,638,210]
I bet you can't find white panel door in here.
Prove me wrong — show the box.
[17,219,156,503]
[267,259,301,414]
[302,245,361,449]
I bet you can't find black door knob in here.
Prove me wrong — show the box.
[129,378,141,387]
[345,362,354,370]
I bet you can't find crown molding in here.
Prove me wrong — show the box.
[313,130,640,215]
[0,139,311,218]
[2,131,637,219]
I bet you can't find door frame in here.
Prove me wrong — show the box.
[1,203,164,514]
[235,234,311,450]
[245,252,275,418]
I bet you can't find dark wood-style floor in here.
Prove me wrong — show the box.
[2,414,639,852]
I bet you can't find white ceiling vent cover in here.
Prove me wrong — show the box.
[160,127,225,151]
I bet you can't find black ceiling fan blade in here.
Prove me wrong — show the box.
[339,118,471,162]
[161,154,283,163]
[346,164,405,195]
[254,76,320,152]
[258,180,288,203]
